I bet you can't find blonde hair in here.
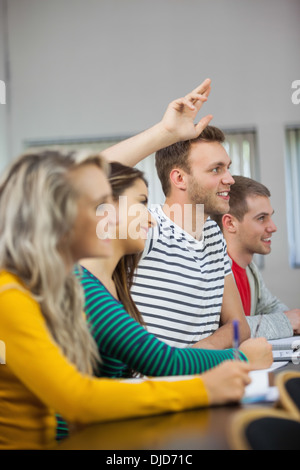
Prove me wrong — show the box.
[0,149,109,374]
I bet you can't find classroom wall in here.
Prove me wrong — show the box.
[0,0,300,306]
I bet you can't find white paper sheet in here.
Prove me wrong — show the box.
[242,362,287,403]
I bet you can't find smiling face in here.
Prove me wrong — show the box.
[186,140,235,218]
[235,195,277,256]
[116,178,152,255]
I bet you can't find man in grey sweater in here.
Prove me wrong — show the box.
[213,175,300,340]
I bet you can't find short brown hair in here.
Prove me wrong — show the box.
[213,175,271,229]
[155,125,225,197]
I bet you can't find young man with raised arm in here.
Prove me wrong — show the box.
[128,124,250,348]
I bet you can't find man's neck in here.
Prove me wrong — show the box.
[227,244,253,270]
[162,197,207,239]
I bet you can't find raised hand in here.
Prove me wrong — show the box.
[160,78,213,142]
[102,78,213,167]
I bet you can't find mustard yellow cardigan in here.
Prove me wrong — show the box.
[0,271,209,450]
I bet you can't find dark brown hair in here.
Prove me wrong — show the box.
[213,175,271,229]
[109,162,147,326]
[155,125,225,197]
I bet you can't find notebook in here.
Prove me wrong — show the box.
[269,336,300,362]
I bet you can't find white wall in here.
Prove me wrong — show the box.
[2,0,300,306]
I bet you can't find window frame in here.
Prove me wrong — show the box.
[285,127,300,268]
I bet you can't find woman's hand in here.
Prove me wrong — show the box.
[201,361,251,405]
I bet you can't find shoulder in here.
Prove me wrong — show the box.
[247,261,261,280]
[141,205,162,257]
[148,204,163,231]
[75,267,116,306]
[0,269,24,288]
[75,265,106,292]
[203,218,228,252]
[0,271,45,335]
[204,218,224,239]
[0,270,36,304]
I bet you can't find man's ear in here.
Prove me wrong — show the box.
[222,213,238,233]
[169,168,187,191]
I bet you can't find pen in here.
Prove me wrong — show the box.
[232,320,240,360]
[254,313,263,338]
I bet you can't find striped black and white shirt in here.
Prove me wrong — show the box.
[131,205,232,348]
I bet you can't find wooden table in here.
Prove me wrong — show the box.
[56,362,300,451]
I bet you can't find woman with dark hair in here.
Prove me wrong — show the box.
[73,162,270,383]
[56,160,265,439]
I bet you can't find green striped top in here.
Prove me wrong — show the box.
[78,265,247,377]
